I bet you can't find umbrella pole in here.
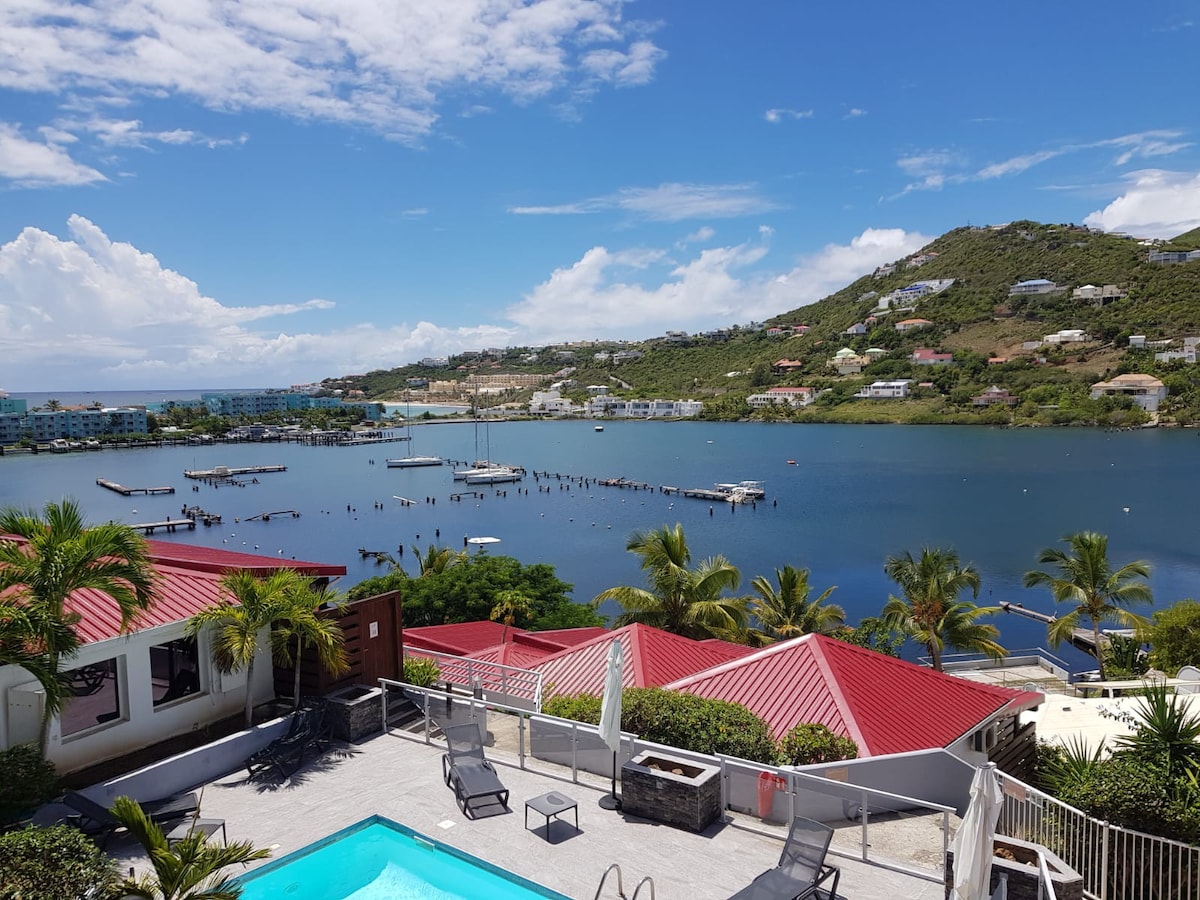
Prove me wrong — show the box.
[599,750,622,810]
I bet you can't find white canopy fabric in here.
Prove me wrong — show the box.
[599,639,624,754]
[951,762,1004,900]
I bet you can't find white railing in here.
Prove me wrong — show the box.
[379,681,955,882]
[402,649,542,709]
[996,771,1199,900]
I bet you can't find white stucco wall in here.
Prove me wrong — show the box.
[1,621,275,774]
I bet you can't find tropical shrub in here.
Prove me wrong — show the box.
[775,724,857,766]
[542,693,603,723]
[544,687,777,763]
[1147,599,1200,674]
[0,825,118,900]
[402,656,440,687]
[0,745,59,823]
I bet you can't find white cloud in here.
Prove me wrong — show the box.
[0,1,663,144]
[0,217,929,388]
[679,226,716,245]
[764,108,813,123]
[976,150,1064,180]
[509,182,780,221]
[0,122,106,187]
[1096,130,1192,166]
[505,226,930,341]
[844,108,867,119]
[1083,169,1200,238]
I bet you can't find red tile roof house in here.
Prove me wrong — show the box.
[0,539,345,773]
[664,634,1042,763]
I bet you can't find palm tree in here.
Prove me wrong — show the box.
[592,523,746,640]
[411,544,467,577]
[110,796,270,900]
[0,499,156,752]
[489,589,533,643]
[747,566,843,644]
[882,547,1004,671]
[1023,531,1152,680]
[269,585,348,709]
[187,569,343,727]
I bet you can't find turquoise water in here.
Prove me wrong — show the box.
[236,818,569,900]
[2,421,1197,667]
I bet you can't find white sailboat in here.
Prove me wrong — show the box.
[453,390,521,482]
[385,393,444,468]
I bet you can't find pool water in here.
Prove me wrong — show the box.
[236,817,570,900]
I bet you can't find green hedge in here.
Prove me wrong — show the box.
[544,688,779,763]
[0,746,59,824]
[775,723,858,766]
[0,825,118,900]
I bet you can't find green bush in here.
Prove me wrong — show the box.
[1148,599,1200,674]
[542,693,603,723]
[775,723,857,766]
[402,656,440,687]
[0,825,118,900]
[544,688,777,763]
[0,745,59,824]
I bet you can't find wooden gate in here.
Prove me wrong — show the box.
[273,590,403,699]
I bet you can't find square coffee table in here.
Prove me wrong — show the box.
[524,791,578,838]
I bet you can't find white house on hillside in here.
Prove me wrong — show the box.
[1089,374,1167,412]
[1044,329,1091,344]
[1009,279,1065,296]
[855,380,913,399]
[747,387,815,408]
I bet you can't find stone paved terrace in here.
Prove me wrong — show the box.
[107,726,948,900]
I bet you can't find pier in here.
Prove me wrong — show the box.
[392,496,418,506]
[183,464,287,480]
[181,505,222,525]
[999,602,1106,655]
[97,478,175,496]
[130,519,195,534]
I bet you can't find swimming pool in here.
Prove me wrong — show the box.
[236,817,571,900]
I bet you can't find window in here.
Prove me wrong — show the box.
[150,636,202,707]
[61,658,122,736]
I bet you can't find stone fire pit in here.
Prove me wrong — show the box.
[620,750,722,832]
[324,684,383,743]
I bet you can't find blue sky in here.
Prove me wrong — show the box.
[1,1,1198,391]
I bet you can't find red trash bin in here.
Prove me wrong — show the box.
[757,771,786,820]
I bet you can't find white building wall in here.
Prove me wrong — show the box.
[0,621,275,774]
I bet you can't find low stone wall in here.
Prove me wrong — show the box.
[621,750,722,833]
[325,685,384,743]
[945,835,1083,900]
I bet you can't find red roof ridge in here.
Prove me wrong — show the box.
[808,637,869,750]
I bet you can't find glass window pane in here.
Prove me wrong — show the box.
[61,659,121,736]
[151,636,202,706]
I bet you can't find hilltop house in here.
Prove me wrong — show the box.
[1148,249,1200,264]
[842,322,868,336]
[973,386,1020,407]
[854,380,913,399]
[1072,284,1126,305]
[894,318,933,332]
[1043,329,1091,344]
[1089,374,1167,412]
[0,542,346,773]
[1009,279,1065,296]
[747,387,816,408]
[827,348,869,375]
[1155,337,1200,364]
[911,348,954,366]
[773,358,806,373]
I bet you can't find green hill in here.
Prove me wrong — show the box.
[328,220,1200,427]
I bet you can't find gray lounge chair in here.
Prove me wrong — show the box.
[62,790,199,847]
[728,816,841,900]
[441,723,509,818]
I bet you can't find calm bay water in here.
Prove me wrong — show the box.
[2,421,1197,668]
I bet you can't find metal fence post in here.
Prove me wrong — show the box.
[381,679,389,733]
[571,721,579,782]
[519,714,526,769]
[860,788,869,862]
[1099,822,1109,900]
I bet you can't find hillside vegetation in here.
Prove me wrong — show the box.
[328,221,1200,426]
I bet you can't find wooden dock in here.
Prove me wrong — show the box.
[97,478,175,496]
[999,602,1104,654]
[181,505,222,525]
[183,465,287,480]
[130,519,195,534]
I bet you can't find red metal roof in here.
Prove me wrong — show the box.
[402,623,609,661]
[664,634,1042,756]
[536,624,755,699]
[2,537,346,645]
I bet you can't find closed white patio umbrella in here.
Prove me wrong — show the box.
[951,762,1004,900]
[598,639,624,810]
